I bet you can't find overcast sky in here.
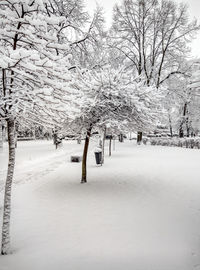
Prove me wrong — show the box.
[85,0,200,58]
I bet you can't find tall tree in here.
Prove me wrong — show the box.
[110,0,199,87]
[161,60,200,137]
[0,0,73,254]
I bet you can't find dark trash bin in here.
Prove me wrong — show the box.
[95,151,102,165]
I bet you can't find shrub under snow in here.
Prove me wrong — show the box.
[150,137,200,149]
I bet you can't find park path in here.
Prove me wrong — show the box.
[0,140,83,192]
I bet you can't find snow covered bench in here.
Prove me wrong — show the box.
[71,153,82,162]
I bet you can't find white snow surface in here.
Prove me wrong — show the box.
[0,139,200,270]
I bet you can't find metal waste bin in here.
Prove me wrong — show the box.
[95,151,102,165]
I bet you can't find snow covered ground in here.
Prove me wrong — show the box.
[0,139,200,270]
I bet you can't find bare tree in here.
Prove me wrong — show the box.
[110,0,199,87]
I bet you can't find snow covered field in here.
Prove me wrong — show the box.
[0,139,200,270]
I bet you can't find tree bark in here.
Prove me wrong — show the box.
[119,134,124,142]
[0,122,3,148]
[168,113,173,137]
[81,126,92,183]
[1,117,16,255]
[109,136,112,156]
[137,131,143,144]
[186,117,190,137]
[179,125,184,138]
[169,125,173,138]
[179,102,187,138]
[101,127,106,164]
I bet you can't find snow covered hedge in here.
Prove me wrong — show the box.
[150,138,200,149]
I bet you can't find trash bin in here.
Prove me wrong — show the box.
[95,151,102,164]
[94,147,102,165]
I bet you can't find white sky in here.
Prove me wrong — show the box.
[85,0,200,58]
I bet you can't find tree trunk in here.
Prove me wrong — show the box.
[169,125,173,138]
[179,125,184,138]
[0,122,3,148]
[53,134,62,149]
[101,127,106,164]
[53,132,57,146]
[109,137,112,156]
[1,117,16,255]
[179,102,187,138]
[137,131,143,144]
[186,127,190,137]
[186,117,190,137]
[168,113,173,137]
[119,134,124,142]
[81,126,92,183]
